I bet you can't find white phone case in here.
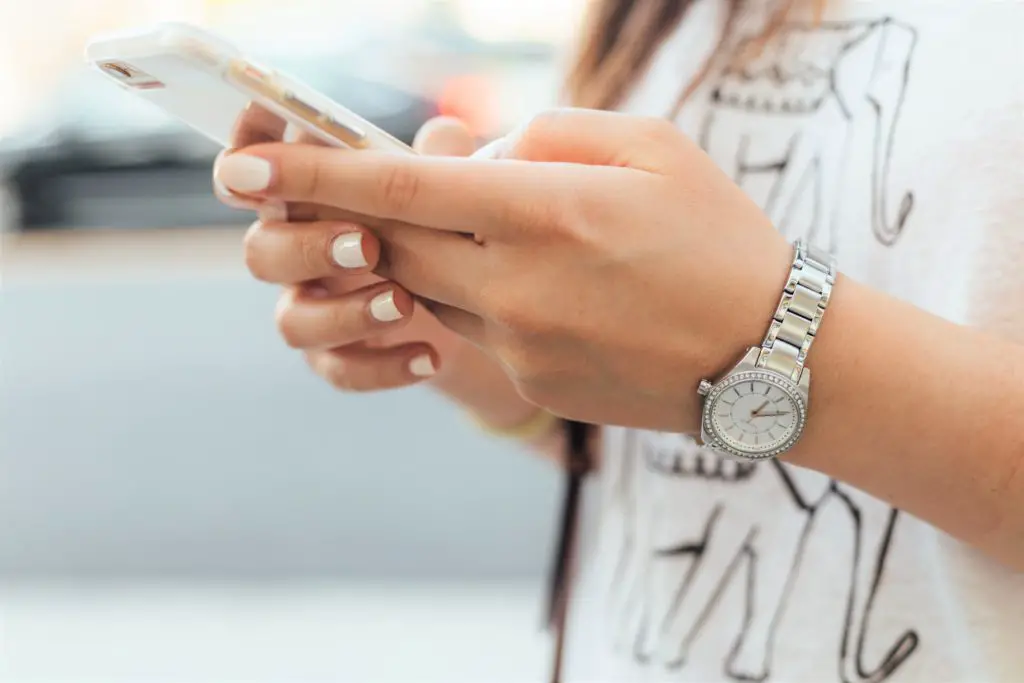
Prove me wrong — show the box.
[85,22,413,154]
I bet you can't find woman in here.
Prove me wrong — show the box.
[214,0,1024,680]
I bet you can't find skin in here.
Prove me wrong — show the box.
[215,108,1024,570]
[216,115,563,454]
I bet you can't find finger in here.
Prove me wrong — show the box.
[308,275,434,352]
[373,221,486,311]
[257,201,290,223]
[284,203,369,224]
[222,105,330,219]
[213,149,290,222]
[505,108,684,173]
[214,149,265,211]
[308,272,387,297]
[230,101,289,148]
[305,344,438,391]
[249,207,487,313]
[292,125,338,147]
[276,282,413,350]
[422,301,487,347]
[214,144,581,238]
[244,220,381,284]
[413,116,476,157]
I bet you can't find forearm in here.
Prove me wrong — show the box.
[785,276,1024,568]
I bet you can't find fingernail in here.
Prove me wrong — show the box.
[259,202,288,222]
[409,354,436,378]
[331,232,368,269]
[214,176,256,209]
[215,154,272,193]
[369,290,403,322]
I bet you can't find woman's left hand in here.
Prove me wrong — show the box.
[216,109,793,432]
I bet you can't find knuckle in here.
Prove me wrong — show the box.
[243,223,271,281]
[274,301,304,349]
[326,297,360,334]
[641,116,680,144]
[522,109,566,140]
[513,109,567,156]
[302,158,326,203]
[377,160,421,215]
[324,363,356,392]
[314,355,356,392]
[297,228,327,277]
[326,365,375,394]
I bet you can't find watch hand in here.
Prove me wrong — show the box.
[750,400,770,417]
[753,411,789,418]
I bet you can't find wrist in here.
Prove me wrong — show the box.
[683,235,795,433]
[429,339,543,430]
[695,238,838,460]
[467,405,563,443]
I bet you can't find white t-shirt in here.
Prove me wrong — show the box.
[563,1,1024,681]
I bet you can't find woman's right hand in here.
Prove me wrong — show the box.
[215,116,551,436]
[217,116,476,391]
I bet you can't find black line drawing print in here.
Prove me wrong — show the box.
[696,18,918,249]
[605,433,920,682]
[600,16,924,681]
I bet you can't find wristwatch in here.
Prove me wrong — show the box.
[697,240,837,460]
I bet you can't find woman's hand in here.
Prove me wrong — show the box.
[217,117,551,436]
[217,117,475,390]
[215,108,793,433]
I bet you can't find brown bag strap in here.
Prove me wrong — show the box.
[546,420,593,683]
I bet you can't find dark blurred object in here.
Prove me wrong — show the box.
[0,54,437,232]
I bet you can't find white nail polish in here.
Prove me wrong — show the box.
[332,233,368,269]
[215,154,272,193]
[409,354,436,378]
[369,291,403,322]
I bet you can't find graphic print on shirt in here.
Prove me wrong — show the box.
[605,17,922,682]
[607,434,919,682]
[695,17,918,250]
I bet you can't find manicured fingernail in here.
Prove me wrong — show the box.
[369,290,403,322]
[215,154,272,193]
[259,201,288,222]
[213,175,231,198]
[331,232,368,269]
[214,176,255,209]
[409,354,436,378]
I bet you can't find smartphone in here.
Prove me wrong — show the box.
[85,22,414,155]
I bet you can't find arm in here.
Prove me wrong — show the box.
[218,109,1017,567]
[784,276,1024,568]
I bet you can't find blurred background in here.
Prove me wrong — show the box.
[0,1,584,680]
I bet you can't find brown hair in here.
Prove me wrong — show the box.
[565,0,825,112]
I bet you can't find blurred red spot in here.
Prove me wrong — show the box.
[438,74,498,138]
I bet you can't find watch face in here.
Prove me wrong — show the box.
[703,371,807,460]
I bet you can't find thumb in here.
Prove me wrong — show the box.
[413,116,477,157]
[503,108,686,173]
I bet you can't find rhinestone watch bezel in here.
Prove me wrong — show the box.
[702,370,808,460]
